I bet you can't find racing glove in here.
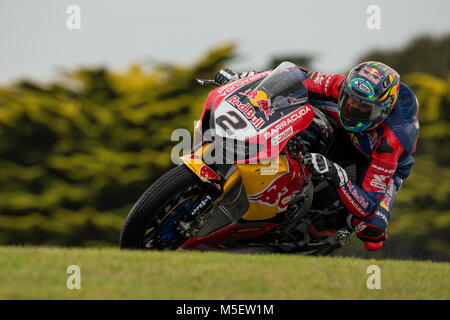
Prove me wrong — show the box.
[303,153,348,189]
[214,69,257,85]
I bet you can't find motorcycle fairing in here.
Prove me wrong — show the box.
[210,65,315,163]
[178,63,320,250]
[237,154,305,221]
[180,222,278,250]
[180,143,222,190]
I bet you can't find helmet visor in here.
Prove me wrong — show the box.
[338,93,383,124]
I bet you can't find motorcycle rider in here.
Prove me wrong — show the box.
[214,61,420,251]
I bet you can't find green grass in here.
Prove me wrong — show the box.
[0,246,448,300]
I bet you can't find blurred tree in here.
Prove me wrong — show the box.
[358,34,450,79]
[403,72,450,165]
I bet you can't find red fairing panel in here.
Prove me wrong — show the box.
[198,72,272,124]
[243,104,314,163]
[181,223,279,250]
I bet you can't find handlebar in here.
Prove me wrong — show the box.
[195,78,221,87]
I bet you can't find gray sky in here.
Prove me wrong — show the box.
[1,0,449,84]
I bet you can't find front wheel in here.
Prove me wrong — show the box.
[119,164,204,250]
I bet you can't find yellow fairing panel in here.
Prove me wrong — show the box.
[237,156,293,221]
[180,143,219,183]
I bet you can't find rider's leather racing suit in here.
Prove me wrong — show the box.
[302,69,420,247]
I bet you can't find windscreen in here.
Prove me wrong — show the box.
[252,61,308,110]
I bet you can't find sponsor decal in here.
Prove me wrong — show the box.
[258,167,280,175]
[226,95,265,130]
[375,211,389,225]
[354,221,367,233]
[339,186,370,217]
[367,131,379,151]
[198,165,220,181]
[367,163,394,192]
[386,179,394,197]
[324,75,331,93]
[370,179,387,191]
[271,126,293,145]
[313,72,325,85]
[233,227,262,233]
[349,132,367,156]
[364,67,382,79]
[348,183,370,209]
[263,106,312,139]
[240,89,258,101]
[371,164,395,174]
[372,173,390,191]
[241,89,274,120]
[190,194,212,217]
[248,173,301,211]
[358,68,381,85]
[373,174,389,182]
[217,71,271,96]
[380,196,391,211]
[353,79,372,94]
[350,78,375,97]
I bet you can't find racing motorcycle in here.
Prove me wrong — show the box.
[119,62,354,255]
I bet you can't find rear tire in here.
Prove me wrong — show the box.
[119,164,200,250]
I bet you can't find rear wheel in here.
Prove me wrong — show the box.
[119,164,203,250]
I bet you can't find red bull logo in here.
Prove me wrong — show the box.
[359,67,382,84]
[380,196,391,211]
[242,89,258,101]
[226,95,265,129]
[242,90,274,120]
[198,165,220,181]
[247,173,302,211]
[365,67,382,78]
[349,132,366,156]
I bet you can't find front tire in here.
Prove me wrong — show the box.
[119,164,201,250]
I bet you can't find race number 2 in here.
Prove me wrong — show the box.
[216,111,247,132]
